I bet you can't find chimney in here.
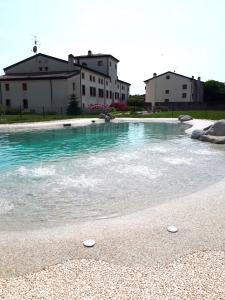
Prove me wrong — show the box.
[192,76,194,79]
[88,50,92,56]
[68,54,74,69]
[153,73,157,77]
[198,76,201,81]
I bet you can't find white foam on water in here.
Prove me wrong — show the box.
[88,156,110,166]
[116,165,162,179]
[58,174,101,189]
[116,152,139,161]
[148,146,170,154]
[0,198,14,215]
[17,166,56,178]
[190,149,223,156]
[162,157,193,165]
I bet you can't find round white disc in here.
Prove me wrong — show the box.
[167,226,178,233]
[83,239,95,247]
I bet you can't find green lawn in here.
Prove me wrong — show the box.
[0,114,99,124]
[0,111,225,124]
[116,110,225,120]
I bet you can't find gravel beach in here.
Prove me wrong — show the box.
[0,118,224,299]
[0,250,224,300]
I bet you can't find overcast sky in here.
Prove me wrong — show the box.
[0,0,224,94]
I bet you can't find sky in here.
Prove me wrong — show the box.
[0,0,224,94]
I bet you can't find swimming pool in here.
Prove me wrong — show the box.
[0,122,225,231]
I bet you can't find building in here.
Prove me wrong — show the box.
[0,51,130,113]
[144,71,204,110]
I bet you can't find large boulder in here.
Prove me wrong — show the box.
[204,120,225,136]
[191,129,205,139]
[199,134,225,144]
[99,113,106,119]
[178,115,193,122]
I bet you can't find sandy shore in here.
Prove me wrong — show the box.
[0,118,224,299]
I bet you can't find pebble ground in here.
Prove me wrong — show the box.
[0,250,224,300]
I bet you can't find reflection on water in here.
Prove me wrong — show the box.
[0,122,225,231]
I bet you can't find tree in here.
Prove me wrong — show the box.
[128,94,145,107]
[204,80,225,104]
[67,94,81,115]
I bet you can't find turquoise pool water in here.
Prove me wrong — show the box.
[0,122,225,231]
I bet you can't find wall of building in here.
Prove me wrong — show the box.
[0,79,72,113]
[80,69,110,108]
[76,57,108,76]
[67,74,81,106]
[145,73,203,108]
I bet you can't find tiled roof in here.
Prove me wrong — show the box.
[75,54,119,62]
[144,71,202,83]
[0,71,80,81]
[117,79,131,86]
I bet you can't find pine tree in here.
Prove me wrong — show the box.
[67,94,81,115]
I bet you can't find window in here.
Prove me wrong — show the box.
[6,99,11,107]
[98,89,104,98]
[182,84,187,89]
[82,85,86,95]
[90,87,96,97]
[122,85,125,90]
[110,91,112,99]
[182,93,187,98]
[72,82,75,91]
[93,76,95,82]
[106,90,109,98]
[45,67,48,71]
[39,67,42,71]
[115,64,117,70]
[90,75,92,81]
[165,90,169,94]
[122,94,125,101]
[82,72,85,79]
[106,81,108,86]
[109,61,112,67]
[23,99,28,109]
[166,75,170,79]
[117,84,119,89]
[115,92,119,100]
[97,60,103,66]
[5,84,9,91]
[22,83,27,91]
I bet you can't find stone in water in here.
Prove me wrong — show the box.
[83,239,95,247]
[167,226,178,233]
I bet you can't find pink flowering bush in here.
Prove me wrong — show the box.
[85,103,110,115]
[110,102,128,111]
[88,104,109,111]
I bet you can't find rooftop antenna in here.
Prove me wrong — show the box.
[31,35,40,54]
[174,66,177,72]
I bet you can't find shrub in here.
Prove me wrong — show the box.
[67,94,81,115]
[0,105,5,114]
[85,103,110,115]
[110,102,128,111]
[128,95,145,107]
[128,105,145,112]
